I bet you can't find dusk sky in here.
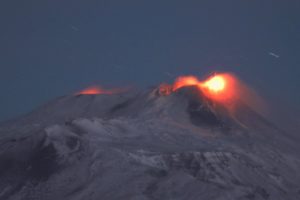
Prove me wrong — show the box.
[0,0,299,125]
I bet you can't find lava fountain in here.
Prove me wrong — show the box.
[172,73,238,103]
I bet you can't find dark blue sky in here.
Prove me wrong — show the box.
[0,0,300,125]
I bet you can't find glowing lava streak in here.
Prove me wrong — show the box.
[173,76,200,91]
[78,86,123,95]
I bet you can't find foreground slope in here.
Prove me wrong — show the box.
[0,86,300,200]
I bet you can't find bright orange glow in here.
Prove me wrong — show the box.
[201,74,237,102]
[200,73,237,102]
[203,75,225,93]
[78,86,124,95]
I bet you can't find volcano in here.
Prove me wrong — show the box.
[0,85,299,200]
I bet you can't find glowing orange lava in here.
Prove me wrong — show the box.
[78,86,124,95]
[173,76,200,91]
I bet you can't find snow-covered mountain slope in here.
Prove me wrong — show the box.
[0,86,299,200]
